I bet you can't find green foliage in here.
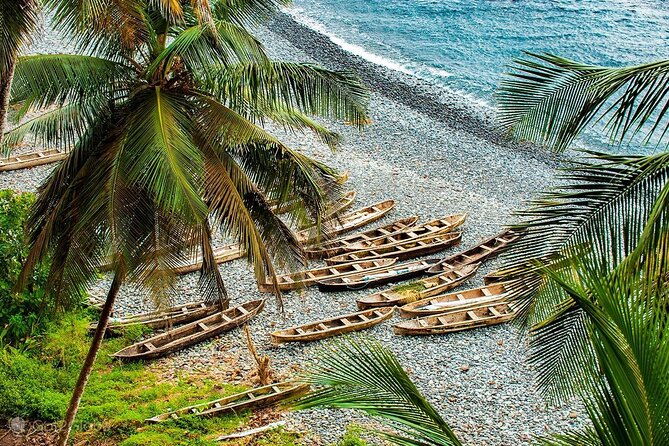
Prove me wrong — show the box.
[336,424,369,446]
[0,189,59,346]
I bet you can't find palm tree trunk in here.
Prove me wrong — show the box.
[56,271,124,446]
[0,54,16,143]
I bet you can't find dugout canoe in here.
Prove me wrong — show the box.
[145,382,309,423]
[426,229,521,274]
[325,232,462,264]
[393,302,514,336]
[271,307,394,344]
[112,299,264,361]
[91,301,221,333]
[356,263,480,309]
[343,213,466,252]
[258,258,397,292]
[0,149,67,171]
[172,243,245,275]
[296,199,396,244]
[317,258,441,291]
[399,282,509,318]
[304,216,419,259]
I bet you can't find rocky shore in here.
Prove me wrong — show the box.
[0,10,583,445]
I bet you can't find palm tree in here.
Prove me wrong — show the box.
[295,336,463,446]
[0,0,39,142]
[7,0,368,444]
[493,53,669,402]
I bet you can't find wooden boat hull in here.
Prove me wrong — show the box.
[399,282,509,318]
[393,302,514,336]
[173,243,245,275]
[426,229,521,275]
[112,299,265,361]
[356,263,480,309]
[271,307,394,344]
[325,232,462,264]
[342,213,467,252]
[317,258,440,291]
[0,149,67,171]
[145,382,309,423]
[259,258,397,292]
[297,199,396,245]
[305,216,419,259]
[91,302,221,334]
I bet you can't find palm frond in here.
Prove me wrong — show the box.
[295,336,462,446]
[0,0,39,75]
[211,0,290,27]
[497,53,669,151]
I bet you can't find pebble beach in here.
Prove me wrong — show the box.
[0,11,586,446]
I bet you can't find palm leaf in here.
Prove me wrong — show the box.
[0,0,39,75]
[295,336,462,446]
[211,0,290,27]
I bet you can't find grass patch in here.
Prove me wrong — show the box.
[0,312,305,445]
[336,424,369,446]
[390,281,426,300]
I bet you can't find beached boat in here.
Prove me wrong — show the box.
[90,302,221,333]
[258,258,397,292]
[426,228,521,274]
[0,149,67,171]
[271,307,394,343]
[325,232,462,264]
[343,213,466,252]
[393,302,514,336]
[317,258,441,291]
[399,282,509,318]
[304,216,419,259]
[296,191,357,229]
[145,382,309,423]
[112,299,264,361]
[296,199,396,244]
[172,243,245,275]
[356,263,480,309]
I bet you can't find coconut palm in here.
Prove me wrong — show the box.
[295,336,463,446]
[7,0,368,444]
[0,0,40,142]
[493,54,669,402]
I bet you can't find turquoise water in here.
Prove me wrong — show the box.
[289,0,669,102]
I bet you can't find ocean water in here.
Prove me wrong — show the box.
[289,0,669,112]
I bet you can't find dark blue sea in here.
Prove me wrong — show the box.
[289,0,669,116]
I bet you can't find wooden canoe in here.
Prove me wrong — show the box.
[173,243,245,275]
[325,232,463,265]
[90,302,221,333]
[112,299,265,361]
[0,149,67,171]
[426,228,521,274]
[145,382,309,423]
[399,282,509,318]
[258,258,397,292]
[296,199,396,245]
[304,216,419,259]
[317,258,441,291]
[356,263,480,309]
[343,213,467,252]
[271,307,394,344]
[393,302,514,336]
[294,191,357,229]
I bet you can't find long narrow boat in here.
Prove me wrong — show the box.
[343,213,466,252]
[317,258,441,291]
[90,302,221,333]
[356,263,480,309]
[296,199,396,244]
[296,191,357,229]
[325,232,462,265]
[426,229,521,275]
[0,149,67,171]
[271,307,394,343]
[304,216,419,259]
[145,382,309,423]
[399,282,509,318]
[258,258,397,292]
[173,243,245,275]
[393,302,514,336]
[112,299,265,361]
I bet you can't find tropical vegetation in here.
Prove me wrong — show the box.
[3,0,368,443]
